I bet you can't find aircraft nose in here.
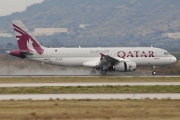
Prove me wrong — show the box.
[174,56,177,62]
[171,56,177,63]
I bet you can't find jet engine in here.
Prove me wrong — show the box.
[113,62,136,72]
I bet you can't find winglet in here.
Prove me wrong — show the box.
[100,53,105,58]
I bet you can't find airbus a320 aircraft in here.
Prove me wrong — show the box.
[8,20,177,75]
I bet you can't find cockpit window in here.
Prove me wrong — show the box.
[164,52,170,55]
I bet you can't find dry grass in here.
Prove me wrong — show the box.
[0,100,179,120]
[0,85,180,94]
[0,77,179,83]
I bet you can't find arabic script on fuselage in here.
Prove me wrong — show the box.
[90,49,109,53]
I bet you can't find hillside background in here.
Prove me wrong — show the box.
[0,0,179,52]
[0,0,179,75]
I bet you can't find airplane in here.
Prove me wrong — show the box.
[8,20,177,75]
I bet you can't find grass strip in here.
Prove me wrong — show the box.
[0,85,180,94]
[0,100,180,120]
[0,77,179,83]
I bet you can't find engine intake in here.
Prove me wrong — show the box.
[113,62,136,72]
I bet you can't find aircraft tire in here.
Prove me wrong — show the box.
[90,70,96,75]
[101,70,107,75]
[152,71,156,75]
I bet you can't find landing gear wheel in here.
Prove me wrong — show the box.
[152,71,156,75]
[101,70,107,75]
[90,69,96,75]
[151,66,156,75]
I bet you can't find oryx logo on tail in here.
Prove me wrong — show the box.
[12,20,44,55]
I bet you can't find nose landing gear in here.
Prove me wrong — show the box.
[101,70,107,75]
[151,66,156,75]
[152,71,156,75]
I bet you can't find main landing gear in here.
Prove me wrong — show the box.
[90,69,96,75]
[101,70,107,75]
[151,66,156,75]
[90,69,107,75]
[100,65,109,75]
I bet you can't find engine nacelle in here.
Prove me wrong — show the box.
[113,62,136,72]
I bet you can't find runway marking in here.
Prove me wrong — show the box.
[0,93,179,100]
[0,82,180,87]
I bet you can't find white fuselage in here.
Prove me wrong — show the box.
[26,47,177,67]
[10,20,177,75]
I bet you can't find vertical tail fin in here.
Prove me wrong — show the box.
[12,20,44,55]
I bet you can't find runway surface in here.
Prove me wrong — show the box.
[0,82,180,87]
[0,93,179,100]
[0,75,179,78]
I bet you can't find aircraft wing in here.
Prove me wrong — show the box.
[98,53,119,66]
[82,53,130,68]
[96,53,120,68]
